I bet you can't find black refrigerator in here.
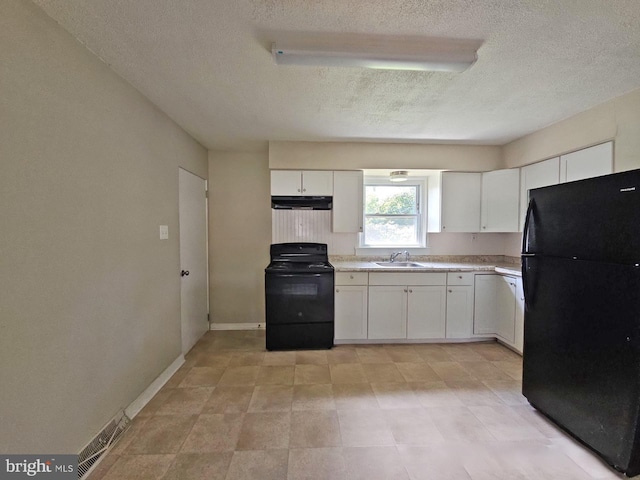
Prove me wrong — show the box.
[522,168,640,477]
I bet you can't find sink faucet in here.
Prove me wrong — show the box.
[404,251,410,262]
[389,251,402,262]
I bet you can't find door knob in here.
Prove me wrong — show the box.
[181,270,190,277]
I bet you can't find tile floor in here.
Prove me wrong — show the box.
[88,330,623,480]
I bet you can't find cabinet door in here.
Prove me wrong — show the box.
[519,157,560,231]
[446,285,474,338]
[480,169,520,232]
[496,276,516,344]
[441,172,481,232]
[407,286,446,339]
[333,171,363,233]
[302,171,334,195]
[368,286,407,339]
[271,170,302,195]
[335,285,368,340]
[560,142,613,183]
[473,275,497,335]
[514,278,524,354]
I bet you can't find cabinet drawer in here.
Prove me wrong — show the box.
[335,272,368,286]
[447,272,474,286]
[369,272,446,286]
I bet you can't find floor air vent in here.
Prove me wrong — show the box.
[77,411,130,478]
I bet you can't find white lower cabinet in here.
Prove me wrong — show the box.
[368,285,446,340]
[368,286,408,339]
[368,272,447,340]
[407,286,447,339]
[335,269,521,349]
[473,274,497,335]
[514,278,525,353]
[335,272,368,340]
[446,285,474,338]
[445,272,475,338]
[473,274,521,351]
[496,276,516,344]
[335,286,368,340]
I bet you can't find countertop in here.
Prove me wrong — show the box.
[331,260,522,277]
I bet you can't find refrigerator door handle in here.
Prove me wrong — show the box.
[521,255,538,309]
[521,198,535,255]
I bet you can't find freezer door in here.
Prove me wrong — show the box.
[522,255,640,475]
[525,168,640,264]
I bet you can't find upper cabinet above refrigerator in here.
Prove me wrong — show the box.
[560,141,613,183]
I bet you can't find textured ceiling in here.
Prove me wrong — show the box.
[33,0,640,152]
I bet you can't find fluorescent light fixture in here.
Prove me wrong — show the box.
[389,171,409,182]
[272,36,479,72]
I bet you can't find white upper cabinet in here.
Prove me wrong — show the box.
[271,170,303,195]
[519,157,560,231]
[270,170,334,196]
[429,172,481,233]
[480,169,520,232]
[560,142,613,183]
[333,171,363,233]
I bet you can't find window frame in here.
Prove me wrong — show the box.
[360,176,428,248]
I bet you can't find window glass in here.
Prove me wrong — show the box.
[363,184,420,246]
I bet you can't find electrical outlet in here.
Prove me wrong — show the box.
[159,225,169,240]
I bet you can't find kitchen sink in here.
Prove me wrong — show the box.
[375,262,424,267]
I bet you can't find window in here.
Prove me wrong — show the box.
[362,179,425,247]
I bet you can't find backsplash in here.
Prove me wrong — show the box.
[330,254,521,265]
[272,210,521,257]
[271,210,357,254]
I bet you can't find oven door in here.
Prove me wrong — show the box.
[265,272,334,325]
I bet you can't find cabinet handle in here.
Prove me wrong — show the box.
[404,289,408,293]
[350,275,354,279]
[482,226,486,229]
[409,289,413,293]
[297,188,301,192]
[458,275,462,279]
[442,226,446,230]
[448,289,452,293]
[336,289,340,293]
[302,188,306,192]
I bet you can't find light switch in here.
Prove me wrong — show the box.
[159,225,169,240]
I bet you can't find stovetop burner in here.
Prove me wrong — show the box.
[265,243,334,274]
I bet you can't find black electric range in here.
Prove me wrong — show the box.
[264,243,334,351]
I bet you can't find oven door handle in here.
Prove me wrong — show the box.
[266,273,327,278]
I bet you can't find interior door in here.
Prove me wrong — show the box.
[179,168,209,354]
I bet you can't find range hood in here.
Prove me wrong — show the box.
[271,195,333,210]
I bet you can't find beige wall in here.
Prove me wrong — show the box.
[503,87,640,172]
[0,0,207,453]
[208,152,271,325]
[502,87,640,257]
[270,141,502,171]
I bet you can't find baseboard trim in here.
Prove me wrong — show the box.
[210,322,265,330]
[124,354,185,419]
[334,337,495,345]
